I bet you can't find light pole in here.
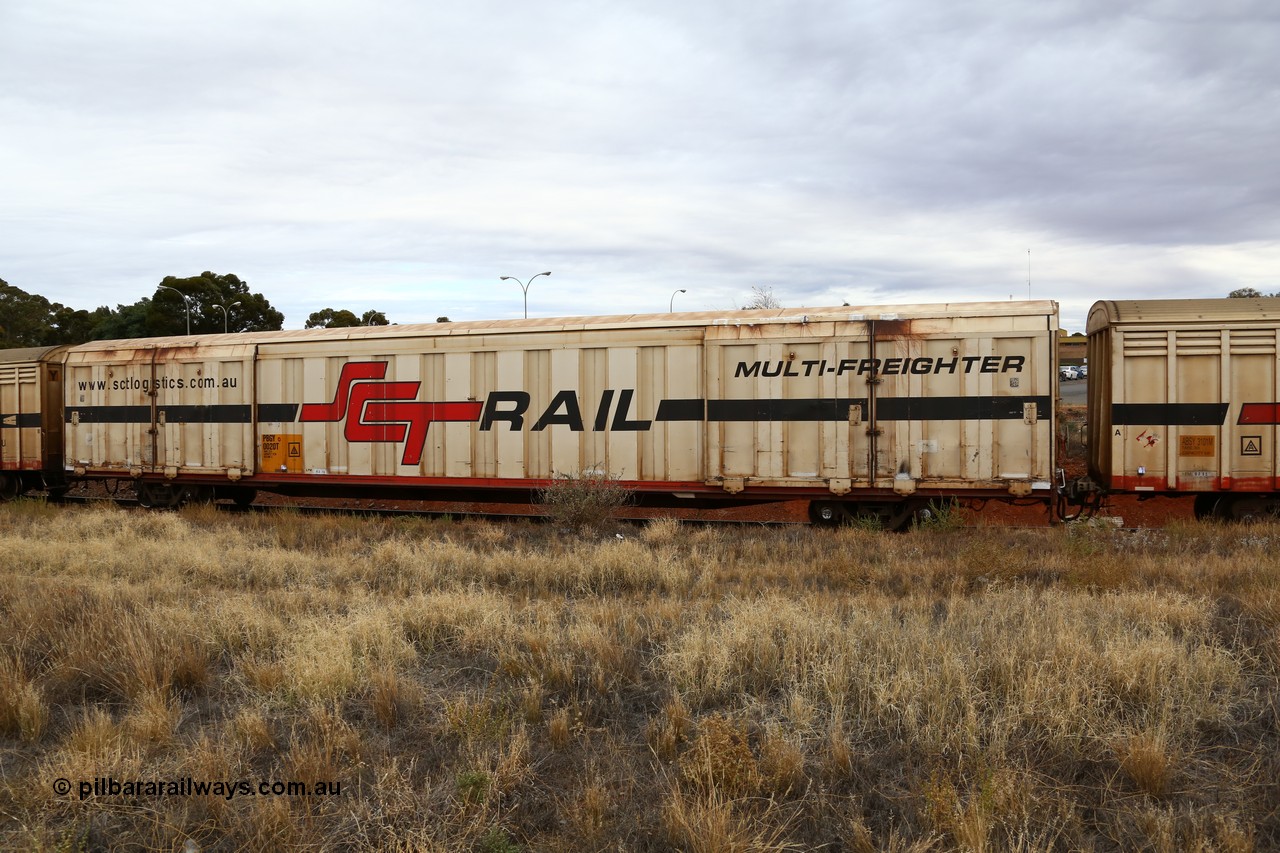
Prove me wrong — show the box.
[156,284,191,336]
[670,289,686,312]
[499,271,551,319]
[215,301,241,334]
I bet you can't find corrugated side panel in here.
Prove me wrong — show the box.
[1,362,44,469]
[154,349,255,474]
[706,324,866,484]
[64,350,152,471]
[1108,326,1280,492]
[704,312,1054,490]
[63,345,256,475]
[256,312,1054,493]
[258,329,704,483]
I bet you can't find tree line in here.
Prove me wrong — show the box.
[0,272,394,349]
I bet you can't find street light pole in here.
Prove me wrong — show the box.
[499,271,551,319]
[670,289,686,312]
[215,301,241,334]
[156,284,191,336]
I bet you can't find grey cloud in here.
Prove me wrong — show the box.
[1,0,1277,328]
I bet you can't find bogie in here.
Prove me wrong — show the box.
[806,499,938,531]
[136,482,215,510]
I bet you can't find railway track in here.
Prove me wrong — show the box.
[31,491,1165,531]
[45,492,810,527]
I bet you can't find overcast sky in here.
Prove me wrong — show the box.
[2,0,1277,332]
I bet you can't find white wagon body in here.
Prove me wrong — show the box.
[57,301,1057,512]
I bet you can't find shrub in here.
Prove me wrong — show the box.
[535,468,633,530]
[914,497,963,531]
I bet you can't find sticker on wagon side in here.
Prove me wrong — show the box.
[262,433,303,474]
[1178,435,1215,457]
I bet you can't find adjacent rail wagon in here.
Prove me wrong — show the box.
[15,300,1061,526]
[0,346,64,500]
[1083,298,1280,520]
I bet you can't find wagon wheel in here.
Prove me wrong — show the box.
[218,486,257,508]
[1192,494,1222,521]
[808,501,849,526]
[0,473,20,502]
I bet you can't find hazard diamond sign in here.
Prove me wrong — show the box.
[1241,435,1263,456]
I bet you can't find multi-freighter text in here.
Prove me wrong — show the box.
[734,355,1026,378]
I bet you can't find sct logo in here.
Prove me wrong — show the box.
[299,362,483,466]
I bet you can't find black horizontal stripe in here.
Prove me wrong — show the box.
[654,398,705,421]
[66,404,300,424]
[259,404,301,422]
[1111,403,1229,426]
[66,405,151,424]
[704,396,1046,422]
[1,413,42,428]
[708,398,867,422]
[60,395,1047,427]
[877,396,1050,421]
[164,405,254,423]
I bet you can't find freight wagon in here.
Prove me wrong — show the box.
[12,296,1280,525]
[3,300,1059,527]
[1076,298,1280,520]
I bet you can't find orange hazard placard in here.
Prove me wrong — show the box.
[262,433,303,473]
[1178,435,1216,457]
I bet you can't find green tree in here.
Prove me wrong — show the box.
[89,300,153,341]
[49,304,111,344]
[1,272,283,346]
[1229,287,1278,298]
[305,308,390,329]
[305,308,361,329]
[148,272,284,336]
[0,279,56,347]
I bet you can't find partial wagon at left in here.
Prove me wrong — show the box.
[0,346,66,500]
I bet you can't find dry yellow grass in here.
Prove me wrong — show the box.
[0,499,1277,850]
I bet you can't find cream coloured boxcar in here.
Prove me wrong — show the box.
[1086,297,1280,520]
[0,346,66,499]
[57,301,1058,524]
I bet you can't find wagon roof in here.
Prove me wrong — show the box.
[64,299,1059,352]
[1088,297,1280,333]
[0,345,65,364]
